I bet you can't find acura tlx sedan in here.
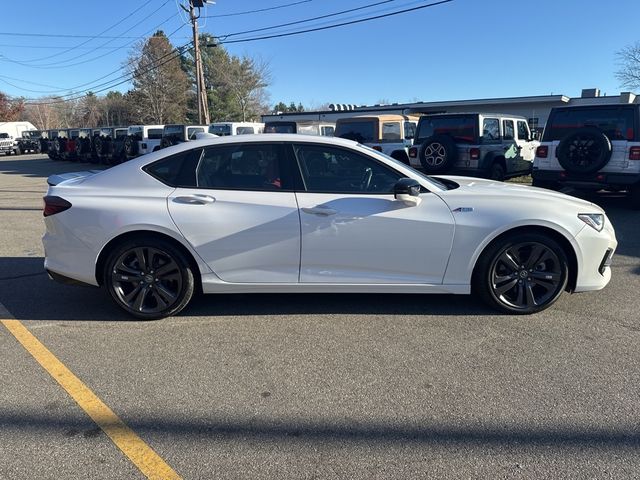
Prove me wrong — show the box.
[43,134,617,320]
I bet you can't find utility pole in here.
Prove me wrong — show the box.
[186,0,210,125]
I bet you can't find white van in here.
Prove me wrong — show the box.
[0,121,37,154]
[208,122,264,136]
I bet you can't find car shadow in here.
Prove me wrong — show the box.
[0,257,497,322]
[0,155,106,180]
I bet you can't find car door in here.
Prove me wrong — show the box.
[164,143,301,283]
[516,120,536,171]
[501,119,521,173]
[292,143,455,284]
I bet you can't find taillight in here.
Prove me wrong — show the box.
[536,145,549,158]
[43,196,72,217]
[469,148,480,160]
[629,146,640,160]
[371,145,382,152]
[408,147,417,158]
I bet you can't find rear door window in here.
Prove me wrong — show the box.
[544,107,637,141]
[503,120,515,140]
[381,122,401,140]
[196,143,295,191]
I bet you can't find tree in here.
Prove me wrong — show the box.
[0,92,25,121]
[23,98,59,130]
[272,101,306,113]
[616,41,640,89]
[78,92,102,128]
[195,34,271,122]
[126,31,190,124]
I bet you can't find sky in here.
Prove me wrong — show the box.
[0,0,639,110]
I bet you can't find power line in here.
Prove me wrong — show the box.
[202,0,312,18]
[23,1,165,64]
[217,0,454,44]
[218,0,398,40]
[9,7,175,68]
[23,42,193,105]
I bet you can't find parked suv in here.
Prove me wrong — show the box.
[0,133,13,155]
[16,130,43,154]
[159,124,207,149]
[335,114,418,164]
[407,113,538,180]
[209,122,264,136]
[532,104,640,208]
[124,125,164,158]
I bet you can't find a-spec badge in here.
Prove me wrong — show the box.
[452,207,474,213]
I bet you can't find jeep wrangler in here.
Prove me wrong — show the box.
[158,124,207,149]
[531,104,640,209]
[335,114,418,165]
[16,130,42,154]
[407,113,538,180]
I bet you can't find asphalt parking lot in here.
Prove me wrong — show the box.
[1,154,639,479]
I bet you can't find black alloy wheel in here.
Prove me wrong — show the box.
[104,239,195,320]
[475,233,568,314]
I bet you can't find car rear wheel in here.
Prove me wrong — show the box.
[474,233,568,314]
[489,162,505,181]
[104,238,195,320]
[631,184,640,210]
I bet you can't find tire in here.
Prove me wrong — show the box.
[489,162,505,181]
[556,127,612,174]
[473,232,569,314]
[104,238,195,320]
[123,136,138,158]
[418,135,458,173]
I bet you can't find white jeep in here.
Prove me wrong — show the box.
[123,125,164,157]
[208,122,264,136]
[334,114,418,164]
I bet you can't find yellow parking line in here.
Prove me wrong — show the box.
[1,316,181,480]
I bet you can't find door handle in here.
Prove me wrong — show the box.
[302,206,337,216]
[174,194,216,205]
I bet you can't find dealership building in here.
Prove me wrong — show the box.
[262,88,639,133]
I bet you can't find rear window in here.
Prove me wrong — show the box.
[236,126,254,135]
[335,120,376,143]
[416,115,477,143]
[544,107,637,142]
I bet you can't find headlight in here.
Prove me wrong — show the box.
[578,213,604,232]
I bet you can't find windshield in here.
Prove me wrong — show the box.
[358,144,449,191]
[0,133,9,139]
[209,125,232,136]
[416,115,476,143]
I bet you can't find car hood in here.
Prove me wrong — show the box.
[435,176,604,213]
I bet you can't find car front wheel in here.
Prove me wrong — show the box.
[104,238,195,320]
[474,233,569,314]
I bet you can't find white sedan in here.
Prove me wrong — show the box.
[43,134,617,319]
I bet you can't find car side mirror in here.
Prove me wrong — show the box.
[394,177,422,206]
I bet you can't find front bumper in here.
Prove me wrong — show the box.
[573,219,617,292]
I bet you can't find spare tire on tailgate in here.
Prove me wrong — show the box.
[418,134,458,174]
[556,127,612,174]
